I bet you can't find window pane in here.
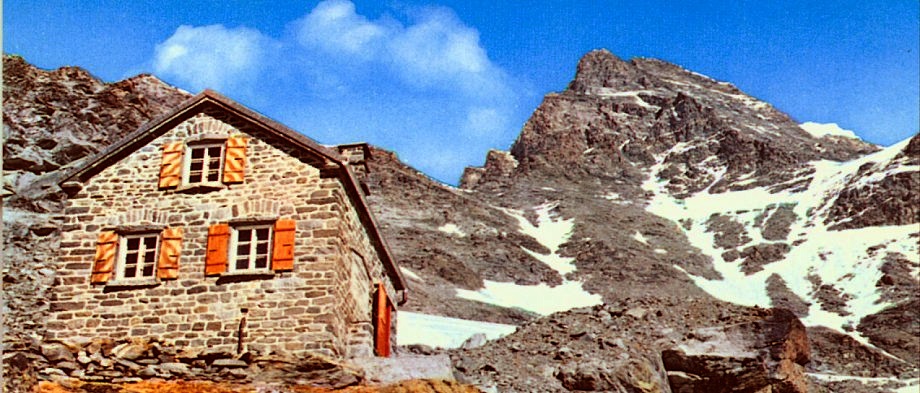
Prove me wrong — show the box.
[127,237,140,250]
[142,264,155,277]
[236,258,249,270]
[237,244,249,256]
[124,266,137,278]
[238,229,251,242]
[144,249,157,264]
[144,236,157,249]
[255,256,268,269]
[208,146,221,157]
[256,242,269,255]
[256,228,269,240]
[191,148,205,159]
[207,171,219,182]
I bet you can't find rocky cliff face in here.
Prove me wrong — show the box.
[3,55,189,212]
[3,51,918,393]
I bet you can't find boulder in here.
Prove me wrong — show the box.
[158,362,191,377]
[662,308,809,393]
[555,358,669,392]
[461,333,489,349]
[40,343,75,364]
[111,341,150,361]
[213,358,249,368]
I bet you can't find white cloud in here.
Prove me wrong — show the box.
[153,24,267,92]
[294,1,511,99]
[386,10,490,87]
[294,0,388,57]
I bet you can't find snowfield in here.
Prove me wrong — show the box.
[641,137,920,349]
[397,311,517,349]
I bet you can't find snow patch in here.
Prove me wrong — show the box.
[455,280,602,316]
[633,231,649,245]
[808,373,919,393]
[437,223,466,237]
[397,311,517,348]
[457,203,602,315]
[590,88,661,110]
[501,203,577,275]
[800,122,859,139]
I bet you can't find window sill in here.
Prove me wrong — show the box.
[220,270,275,278]
[176,182,227,194]
[105,279,160,289]
[216,270,276,284]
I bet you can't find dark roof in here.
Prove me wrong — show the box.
[59,89,406,293]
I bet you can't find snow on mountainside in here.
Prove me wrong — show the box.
[446,49,918,391]
[642,136,919,348]
[455,203,602,315]
[800,122,860,139]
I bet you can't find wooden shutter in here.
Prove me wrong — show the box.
[157,227,183,279]
[91,231,118,284]
[374,283,392,357]
[205,224,230,275]
[223,137,248,183]
[271,220,296,271]
[159,142,184,188]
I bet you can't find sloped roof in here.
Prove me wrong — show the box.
[59,89,407,294]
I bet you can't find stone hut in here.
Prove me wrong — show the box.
[49,90,407,368]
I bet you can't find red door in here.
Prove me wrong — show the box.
[374,283,392,357]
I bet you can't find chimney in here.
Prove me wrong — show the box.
[336,142,371,181]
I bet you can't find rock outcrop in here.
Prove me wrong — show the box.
[450,298,810,392]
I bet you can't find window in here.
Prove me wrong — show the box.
[185,143,224,184]
[205,220,295,276]
[117,233,160,280]
[158,137,248,189]
[91,228,183,285]
[229,225,273,272]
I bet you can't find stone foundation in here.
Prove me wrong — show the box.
[32,337,363,387]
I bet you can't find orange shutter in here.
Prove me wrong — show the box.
[91,231,118,284]
[374,283,392,357]
[205,224,230,275]
[271,220,296,271]
[223,137,248,183]
[159,142,184,188]
[157,227,183,279]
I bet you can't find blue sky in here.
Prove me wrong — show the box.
[5,1,918,184]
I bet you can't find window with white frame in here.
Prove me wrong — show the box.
[185,143,224,184]
[117,233,160,280]
[229,225,273,272]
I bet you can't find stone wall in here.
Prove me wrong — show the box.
[32,336,363,387]
[47,108,396,378]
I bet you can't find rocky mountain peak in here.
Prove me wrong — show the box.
[567,49,645,93]
[463,49,879,195]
